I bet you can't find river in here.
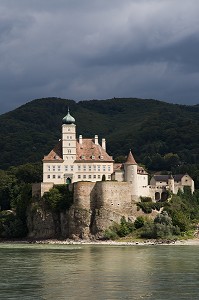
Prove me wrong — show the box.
[0,243,198,299]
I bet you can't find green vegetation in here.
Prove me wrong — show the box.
[0,97,198,187]
[0,163,42,238]
[42,185,73,212]
[104,188,199,240]
[0,97,199,239]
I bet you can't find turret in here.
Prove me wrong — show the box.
[124,150,138,198]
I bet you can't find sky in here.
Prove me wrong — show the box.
[0,0,199,114]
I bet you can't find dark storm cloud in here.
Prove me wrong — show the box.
[0,0,199,114]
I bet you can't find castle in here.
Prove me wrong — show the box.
[33,109,194,200]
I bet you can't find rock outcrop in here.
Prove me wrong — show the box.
[27,181,156,239]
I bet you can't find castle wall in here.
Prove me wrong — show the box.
[32,182,54,197]
[73,181,96,209]
[73,181,134,212]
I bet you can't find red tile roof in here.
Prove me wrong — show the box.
[75,139,113,162]
[43,141,63,161]
[113,163,123,171]
[43,139,113,162]
[124,150,137,165]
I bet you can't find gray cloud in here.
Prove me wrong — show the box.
[0,0,199,113]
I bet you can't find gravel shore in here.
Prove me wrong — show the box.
[1,238,199,246]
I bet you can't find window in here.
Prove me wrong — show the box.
[65,166,68,171]
[92,155,95,159]
[67,136,69,139]
[93,175,96,179]
[58,166,61,172]
[83,175,86,179]
[81,155,85,160]
[68,149,71,153]
[47,175,50,179]
[108,175,111,179]
[47,165,50,172]
[71,166,74,171]
[53,175,56,179]
[83,165,86,171]
[53,166,55,171]
[98,165,100,171]
[103,166,106,172]
[108,166,111,172]
[89,166,91,171]
[58,175,61,179]
[89,175,91,179]
[78,165,81,171]
[78,175,81,179]
[93,165,96,171]
[70,136,72,139]
[68,128,70,131]
[98,175,101,179]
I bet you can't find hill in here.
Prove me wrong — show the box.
[0,97,199,186]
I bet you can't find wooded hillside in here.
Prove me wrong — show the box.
[0,97,199,186]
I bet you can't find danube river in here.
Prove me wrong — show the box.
[0,243,199,299]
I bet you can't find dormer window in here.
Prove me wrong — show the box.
[91,155,95,159]
[100,155,103,159]
[81,155,85,159]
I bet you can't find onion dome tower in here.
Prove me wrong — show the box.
[62,108,75,124]
[62,108,76,161]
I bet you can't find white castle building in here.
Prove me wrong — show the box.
[43,109,114,185]
[37,109,194,200]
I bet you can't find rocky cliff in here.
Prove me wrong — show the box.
[27,181,156,240]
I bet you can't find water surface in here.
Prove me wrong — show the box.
[0,243,198,299]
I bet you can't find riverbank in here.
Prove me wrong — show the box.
[1,238,199,246]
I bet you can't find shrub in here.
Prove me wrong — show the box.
[140,197,152,203]
[103,216,134,239]
[134,216,145,229]
[103,229,118,240]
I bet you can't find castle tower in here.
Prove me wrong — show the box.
[124,150,138,198]
[62,108,76,161]
[168,174,175,194]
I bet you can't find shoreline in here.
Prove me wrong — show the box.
[1,238,199,246]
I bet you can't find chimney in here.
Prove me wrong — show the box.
[102,138,106,151]
[79,135,82,144]
[94,135,98,145]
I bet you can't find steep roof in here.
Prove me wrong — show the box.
[43,140,63,161]
[124,150,137,165]
[75,139,113,162]
[137,166,148,175]
[113,163,123,172]
[43,139,113,162]
[153,174,186,182]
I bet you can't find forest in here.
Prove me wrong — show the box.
[0,97,199,239]
[0,97,199,187]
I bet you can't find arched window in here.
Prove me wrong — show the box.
[155,192,160,201]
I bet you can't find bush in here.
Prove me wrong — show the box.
[103,216,134,239]
[42,185,73,212]
[134,216,145,229]
[103,229,118,240]
[137,201,165,214]
[140,197,152,203]
[140,212,180,239]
